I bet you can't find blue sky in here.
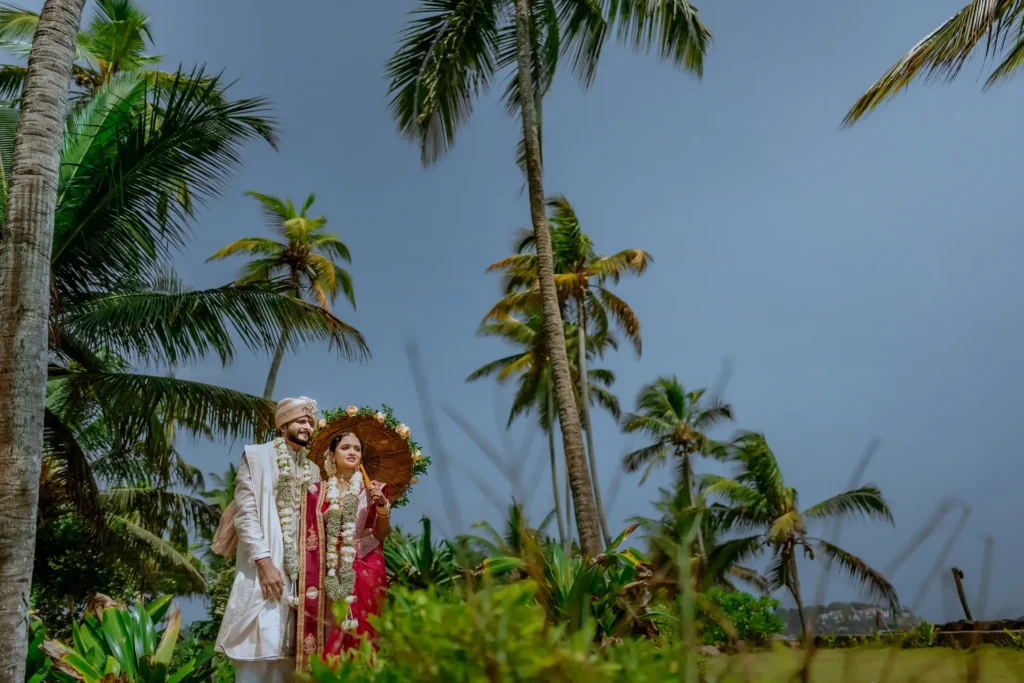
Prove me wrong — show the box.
[58,0,1024,621]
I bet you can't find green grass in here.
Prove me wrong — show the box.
[711,646,1024,682]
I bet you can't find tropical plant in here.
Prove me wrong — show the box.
[468,310,621,547]
[621,376,734,557]
[384,517,464,590]
[0,0,211,103]
[486,197,649,544]
[0,1,88,678]
[40,595,214,682]
[483,523,654,641]
[634,486,765,596]
[702,432,899,641]
[207,191,363,399]
[843,0,1024,125]
[386,0,710,555]
[464,500,558,561]
[26,617,52,683]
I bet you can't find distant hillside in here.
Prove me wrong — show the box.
[775,602,921,636]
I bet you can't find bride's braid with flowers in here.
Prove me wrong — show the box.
[316,404,428,631]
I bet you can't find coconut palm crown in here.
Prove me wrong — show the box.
[702,432,899,639]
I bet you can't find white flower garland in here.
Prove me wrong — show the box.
[274,437,314,604]
[324,471,361,632]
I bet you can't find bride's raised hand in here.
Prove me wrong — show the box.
[369,484,386,507]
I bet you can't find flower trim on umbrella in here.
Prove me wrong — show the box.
[315,404,429,508]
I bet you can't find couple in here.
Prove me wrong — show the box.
[213,397,393,682]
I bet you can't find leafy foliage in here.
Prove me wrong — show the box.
[308,582,709,682]
[621,376,733,486]
[385,0,711,167]
[384,517,465,590]
[482,522,656,641]
[844,0,1024,125]
[39,596,213,683]
[696,588,784,647]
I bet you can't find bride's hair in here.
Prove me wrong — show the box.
[329,431,360,453]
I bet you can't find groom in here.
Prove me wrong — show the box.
[215,397,319,683]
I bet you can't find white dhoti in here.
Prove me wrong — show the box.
[232,659,294,683]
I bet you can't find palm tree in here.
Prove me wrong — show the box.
[0,0,209,103]
[843,0,1024,125]
[386,0,710,555]
[0,0,86,677]
[486,197,651,544]
[207,192,361,400]
[621,375,734,556]
[468,310,620,547]
[702,432,899,641]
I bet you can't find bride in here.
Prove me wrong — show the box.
[295,430,392,669]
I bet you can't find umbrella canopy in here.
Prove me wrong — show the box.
[307,414,414,503]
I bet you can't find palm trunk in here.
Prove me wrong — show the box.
[0,1,86,680]
[564,455,573,551]
[513,0,601,556]
[264,278,299,401]
[788,555,809,643]
[547,389,567,548]
[263,326,288,400]
[679,451,707,558]
[576,295,611,546]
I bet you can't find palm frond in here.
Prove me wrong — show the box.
[608,0,712,76]
[51,67,278,299]
[385,0,501,166]
[466,353,527,382]
[596,286,641,355]
[621,441,669,475]
[764,552,791,593]
[815,539,900,610]
[206,237,284,261]
[588,383,621,420]
[588,248,652,280]
[842,0,1022,125]
[555,0,610,87]
[699,474,763,509]
[42,408,104,528]
[704,534,764,588]
[104,514,206,592]
[49,369,274,444]
[803,486,895,526]
[621,412,673,438]
[61,282,370,367]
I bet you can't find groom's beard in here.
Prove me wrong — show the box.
[286,426,312,448]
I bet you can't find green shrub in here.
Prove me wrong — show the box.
[308,582,709,683]
[696,588,784,647]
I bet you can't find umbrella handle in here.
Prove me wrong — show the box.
[360,464,373,495]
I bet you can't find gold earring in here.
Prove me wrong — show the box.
[324,454,337,476]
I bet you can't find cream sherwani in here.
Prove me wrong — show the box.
[216,440,303,679]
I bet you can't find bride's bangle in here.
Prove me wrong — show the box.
[376,504,390,518]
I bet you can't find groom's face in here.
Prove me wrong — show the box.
[284,415,315,447]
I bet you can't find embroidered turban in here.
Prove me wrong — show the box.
[275,396,318,430]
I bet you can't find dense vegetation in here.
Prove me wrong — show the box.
[3,0,1020,680]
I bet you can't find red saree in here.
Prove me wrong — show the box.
[296,478,389,671]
